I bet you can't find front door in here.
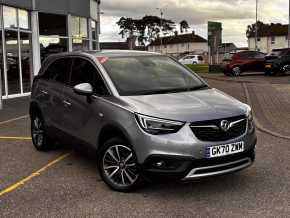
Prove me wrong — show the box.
[61,57,110,146]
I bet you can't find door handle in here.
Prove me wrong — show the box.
[63,100,72,107]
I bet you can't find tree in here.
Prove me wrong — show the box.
[116,15,176,46]
[180,20,190,33]
[116,17,137,39]
[246,21,285,38]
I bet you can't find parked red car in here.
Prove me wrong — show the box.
[222,51,266,76]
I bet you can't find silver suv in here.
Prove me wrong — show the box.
[30,51,257,192]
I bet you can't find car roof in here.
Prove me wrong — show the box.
[47,50,162,59]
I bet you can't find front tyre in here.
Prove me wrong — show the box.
[31,112,52,151]
[98,137,141,192]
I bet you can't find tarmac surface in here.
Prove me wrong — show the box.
[0,73,289,217]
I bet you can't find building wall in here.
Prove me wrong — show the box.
[248,36,288,53]
[148,42,208,56]
[2,0,32,9]
[3,0,98,18]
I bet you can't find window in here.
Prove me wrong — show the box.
[91,20,97,40]
[198,56,203,61]
[271,36,275,44]
[18,9,29,29]
[39,13,67,36]
[72,16,89,51]
[3,6,17,28]
[39,13,68,61]
[101,56,205,96]
[252,52,265,59]
[70,58,109,95]
[43,58,71,85]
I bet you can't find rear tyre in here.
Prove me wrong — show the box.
[98,137,142,192]
[231,66,241,76]
[31,112,53,151]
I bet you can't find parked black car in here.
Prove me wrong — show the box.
[265,48,290,75]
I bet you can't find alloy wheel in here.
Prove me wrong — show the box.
[32,116,44,148]
[102,145,139,187]
[232,67,241,76]
[282,65,290,75]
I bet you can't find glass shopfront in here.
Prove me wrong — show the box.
[72,16,89,51]
[0,5,32,98]
[0,3,99,99]
[39,13,69,62]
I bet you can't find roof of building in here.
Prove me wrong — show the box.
[149,33,207,46]
[221,43,237,48]
[248,24,288,38]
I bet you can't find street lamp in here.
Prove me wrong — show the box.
[255,0,258,51]
[156,8,165,53]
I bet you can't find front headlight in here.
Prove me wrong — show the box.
[247,107,253,121]
[246,106,255,132]
[135,113,185,135]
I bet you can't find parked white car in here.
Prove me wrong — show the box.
[179,55,204,65]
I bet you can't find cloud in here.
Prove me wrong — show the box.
[100,0,289,47]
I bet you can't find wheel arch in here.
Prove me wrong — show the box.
[97,123,132,153]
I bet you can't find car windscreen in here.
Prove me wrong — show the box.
[101,55,207,96]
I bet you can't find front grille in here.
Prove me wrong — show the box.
[190,115,247,142]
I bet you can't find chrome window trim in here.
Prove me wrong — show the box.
[183,157,252,180]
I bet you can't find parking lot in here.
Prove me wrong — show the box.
[0,74,290,217]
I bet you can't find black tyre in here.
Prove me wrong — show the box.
[231,66,241,76]
[97,137,141,192]
[282,64,290,75]
[31,111,53,151]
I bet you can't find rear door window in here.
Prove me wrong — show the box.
[42,58,72,85]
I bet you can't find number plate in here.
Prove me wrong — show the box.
[265,64,272,68]
[207,142,244,158]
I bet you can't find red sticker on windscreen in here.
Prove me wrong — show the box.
[97,56,109,64]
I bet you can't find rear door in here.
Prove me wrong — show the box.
[252,52,265,72]
[61,57,110,146]
[37,58,72,133]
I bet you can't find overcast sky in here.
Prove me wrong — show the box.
[99,0,289,47]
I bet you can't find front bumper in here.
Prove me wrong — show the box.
[141,146,256,181]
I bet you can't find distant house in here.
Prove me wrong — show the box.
[248,23,289,53]
[148,32,208,57]
[219,43,237,53]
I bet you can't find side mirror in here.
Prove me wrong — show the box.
[73,83,93,96]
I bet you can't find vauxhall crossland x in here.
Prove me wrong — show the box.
[30,50,257,192]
